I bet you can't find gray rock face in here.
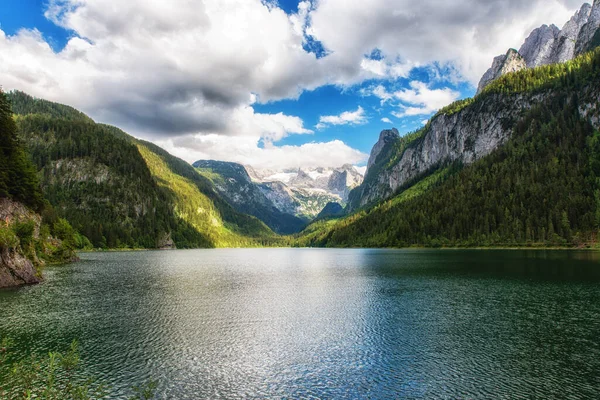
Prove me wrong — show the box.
[519,25,560,67]
[289,169,314,188]
[367,129,400,171]
[576,0,600,55]
[0,248,40,288]
[0,198,41,288]
[558,3,593,59]
[356,84,600,209]
[477,49,527,94]
[258,181,299,216]
[327,165,363,199]
[479,2,599,92]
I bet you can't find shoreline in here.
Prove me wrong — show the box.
[76,245,600,253]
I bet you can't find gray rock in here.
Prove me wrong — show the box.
[557,3,592,60]
[576,0,600,55]
[0,198,42,288]
[0,247,40,288]
[327,165,363,199]
[519,24,560,67]
[355,84,600,208]
[477,49,527,94]
[367,128,400,171]
[478,2,599,92]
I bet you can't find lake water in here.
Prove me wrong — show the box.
[1,249,600,399]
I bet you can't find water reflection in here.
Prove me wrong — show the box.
[0,249,599,398]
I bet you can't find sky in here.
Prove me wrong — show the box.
[0,0,587,171]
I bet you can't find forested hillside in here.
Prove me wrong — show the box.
[1,90,80,287]
[296,49,600,248]
[9,92,274,249]
[348,48,600,212]
[0,92,44,211]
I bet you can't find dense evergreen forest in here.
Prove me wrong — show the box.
[0,91,44,211]
[297,48,600,248]
[0,89,81,263]
[3,48,600,251]
[9,92,274,249]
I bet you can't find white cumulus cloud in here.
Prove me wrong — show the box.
[316,106,368,130]
[159,135,368,170]
[0,0,584,170]
[393,81,460,116]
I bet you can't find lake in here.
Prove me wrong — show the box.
[1,249,600,398]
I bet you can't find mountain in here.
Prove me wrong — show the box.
[476,49,527,94]
[297,46,600,248]
[249,165,364,219]
[193,160,306,234]
[478,1,600,93]
[0,90,79,287]
[8,91,274,249]
[348,38,600,213]
[315,202,345,221]
[347,128,421,211]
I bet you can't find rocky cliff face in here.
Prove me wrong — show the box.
[0,247,40,288]
[353,84,600,209]
[258,181,300,216]
[327,165,363,199]
[0,198,41,288]
[518,24,561,68]
[478,1,600,92]
[367,129,400,170]
[477,49,527,94]
[576,0,600,55]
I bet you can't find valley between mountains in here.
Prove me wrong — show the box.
[1,1,600,285]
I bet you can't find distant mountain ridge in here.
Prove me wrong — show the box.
[247,165,364,219]
[477,0,600,93]
[193,160,306,234]
[194,160,364,228]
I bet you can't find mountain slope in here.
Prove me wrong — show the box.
[1,90,78,287]
[478,0,600,93]
[194,160,306,234]
[348,49,600,211]
[315,202,345,221]
[297,49,600,248]
[9,91,274,249]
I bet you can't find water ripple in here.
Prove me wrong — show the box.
[1,249,599,399]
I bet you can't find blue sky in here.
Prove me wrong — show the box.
[0,0,579,169]
[0,0,71,50]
